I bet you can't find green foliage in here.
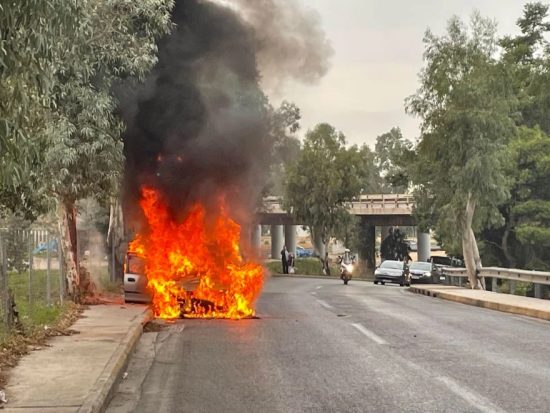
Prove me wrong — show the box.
[406,13,516,252]
[0,1,174,212]
[358,144,385,194]
[505,127,550,266]
[264,101,302,196]
[283,123,364,245]
[265,258,339,276]
[0,1,80,188]
[44,0,174,204]
[374,127,413,192]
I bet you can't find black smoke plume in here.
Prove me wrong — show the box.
[120,0,332,229]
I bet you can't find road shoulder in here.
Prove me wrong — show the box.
[409,284,550,321]
[2,304,151,413]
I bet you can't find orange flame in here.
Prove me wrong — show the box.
[129,187,264,319]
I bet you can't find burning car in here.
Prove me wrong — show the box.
[124,188,264,320]
[124,250,234,317]
[123,252,150,303]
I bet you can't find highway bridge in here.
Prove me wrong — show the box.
[251,194,431,261]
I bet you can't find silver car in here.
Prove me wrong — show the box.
[123,252,204,308]
[124,253,151,303]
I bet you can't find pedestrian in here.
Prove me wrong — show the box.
[281,245,289,274]
[288,252,295,274]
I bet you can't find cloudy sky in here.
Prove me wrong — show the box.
[270,0,528,147]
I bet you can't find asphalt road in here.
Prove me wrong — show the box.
[107,277,550,413]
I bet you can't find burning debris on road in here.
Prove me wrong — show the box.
[129,187,263,319]
[118,0,331,319]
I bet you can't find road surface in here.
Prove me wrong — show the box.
[107,277,550,413]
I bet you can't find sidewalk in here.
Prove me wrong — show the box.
[2,304,150,413]
[409,284,550,321]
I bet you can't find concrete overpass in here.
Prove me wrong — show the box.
[248,194,432,264]
[257,194,415,226]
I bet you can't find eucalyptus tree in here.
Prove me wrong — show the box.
[406,14,516,288]
[283,123,363,256]
[42,0,173,300]
[374,128,413,193]
[479,3,550,270]
[0,0,80,214]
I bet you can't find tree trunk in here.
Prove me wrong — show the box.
[107,197,126,281]
[462,193,483,289]
[501,214,516,268]
[58,199,80,302]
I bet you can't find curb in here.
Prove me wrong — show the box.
[409,286,550,321]
[77,307,153,413]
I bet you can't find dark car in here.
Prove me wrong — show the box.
[430,255,464,283]
[408,261,434,284]
[374,260,410,286]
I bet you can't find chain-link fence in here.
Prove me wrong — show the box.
[0,229,65,337]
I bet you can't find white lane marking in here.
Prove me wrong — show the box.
[311,292,317,296]
[399,359,508,413]
[316,299,333,309]
[316,286,323,290]
[436,376,508,413]
[350,323,388,345]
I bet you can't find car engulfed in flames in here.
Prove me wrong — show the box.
[125,187,264,320]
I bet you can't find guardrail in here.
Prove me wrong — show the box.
[441,267,550,299]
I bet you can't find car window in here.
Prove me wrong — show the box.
[380,261,403,269]
[431,256,452,266]
[127,254,145,275]
[410,262,432,271]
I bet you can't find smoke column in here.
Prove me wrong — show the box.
[120,0,332,228]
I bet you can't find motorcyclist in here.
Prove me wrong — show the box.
[338,249,355,284]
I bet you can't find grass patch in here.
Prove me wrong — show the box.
[1,269,83,386]
[7,269,65,331]
[266,258,340,276]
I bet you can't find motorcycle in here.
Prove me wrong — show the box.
[340,262,354,285]
[338,249,355,285]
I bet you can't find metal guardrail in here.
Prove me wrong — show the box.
[441,267,550,298]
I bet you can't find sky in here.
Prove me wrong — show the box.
[270,0,528,148]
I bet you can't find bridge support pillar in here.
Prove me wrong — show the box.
[284,225,297,256]
[534,283,545,299]
[359,220,376,273]
[417,232,431,262]
[270,225,284,259]
[251,225,262,255]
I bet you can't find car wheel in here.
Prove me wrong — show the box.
[374,281,379,285]
[381,281,385,285]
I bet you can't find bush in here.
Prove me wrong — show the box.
[266,258,340,276]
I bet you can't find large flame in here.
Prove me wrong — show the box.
[129,187,264,319]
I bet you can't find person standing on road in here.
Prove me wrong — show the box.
[281,245,289,274]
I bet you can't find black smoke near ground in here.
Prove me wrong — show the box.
[120,0,332,229]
